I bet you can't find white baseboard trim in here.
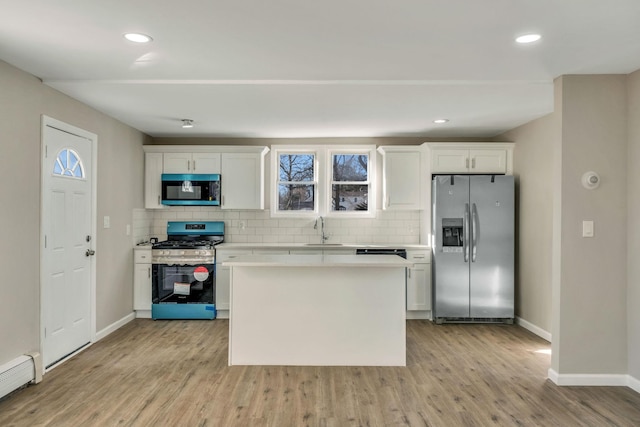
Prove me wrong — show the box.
[548,369,639,391]
[135,310,151,319]
[406,310,431,320]
[516,316,551,342]
[95,312,136,341]
[628,375,640,394]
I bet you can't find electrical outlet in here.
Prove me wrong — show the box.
[126,224,131,235]
[103,216,110,229]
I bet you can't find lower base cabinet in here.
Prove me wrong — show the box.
[216,247,431,319]
[133,248,152,318]
[406,250,431,313]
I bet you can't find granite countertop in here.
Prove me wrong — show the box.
[223,254,414,268]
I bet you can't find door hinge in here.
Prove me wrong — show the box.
[44,235,47,248]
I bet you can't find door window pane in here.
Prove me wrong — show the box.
[53,148,85,179]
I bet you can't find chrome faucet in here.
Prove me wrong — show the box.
[314,216,329,243]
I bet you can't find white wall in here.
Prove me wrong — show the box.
[0,59,148,366]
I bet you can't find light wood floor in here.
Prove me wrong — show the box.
[1,319,639,426]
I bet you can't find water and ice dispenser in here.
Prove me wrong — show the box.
[441,218,463,253]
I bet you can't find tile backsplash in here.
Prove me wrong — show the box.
[139,207,420,244]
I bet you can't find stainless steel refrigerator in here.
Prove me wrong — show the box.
[431,175,514,324]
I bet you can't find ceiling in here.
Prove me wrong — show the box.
[1,0,640,139]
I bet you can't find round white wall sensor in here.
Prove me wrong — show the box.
[581,171,600,189]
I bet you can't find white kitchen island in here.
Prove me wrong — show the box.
[224,254,412,367]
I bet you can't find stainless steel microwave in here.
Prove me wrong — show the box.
[161,174,220,206]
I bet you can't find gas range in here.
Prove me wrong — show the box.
[152,221,224,265]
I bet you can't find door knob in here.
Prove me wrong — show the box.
[85,249,96,257]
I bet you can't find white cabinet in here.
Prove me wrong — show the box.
[428,144,513,174]
[133,248,152,317]
[163,152,221,174]
[221,151,268,210]
[406,250,431,312]
[144,152,165,209]
[378,147,422,210]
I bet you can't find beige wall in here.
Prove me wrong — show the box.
[556,75,628,374]
[501,114,556,333]
[627,69,640,380]
[499,74,634,378]
[0,60,148,365]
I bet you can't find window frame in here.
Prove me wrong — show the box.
[325,147,375,218]
[270,145,376,218]
[271,146,320,217]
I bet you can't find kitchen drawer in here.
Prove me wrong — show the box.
[134,249,152,263]
[406,250,430,263]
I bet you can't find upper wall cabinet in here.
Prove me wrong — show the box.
[163,152,221,174]
[143,146,269,210]
[426,143,514,175]
[221,151,269,210]
[144,152,165,209]
[377,146,422,210]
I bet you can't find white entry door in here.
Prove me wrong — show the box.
[41,118,95,368]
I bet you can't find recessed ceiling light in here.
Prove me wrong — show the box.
[433,119,449,124]
[515,33,541,44]
[181,119,194,129]
[124,33,153,43]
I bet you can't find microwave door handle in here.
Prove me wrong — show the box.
[463,203,469,263]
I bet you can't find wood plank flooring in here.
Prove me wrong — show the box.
[1,319,639,426]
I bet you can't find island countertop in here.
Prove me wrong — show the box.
[222,253,414,268]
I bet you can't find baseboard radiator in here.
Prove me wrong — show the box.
[0,353,42,400]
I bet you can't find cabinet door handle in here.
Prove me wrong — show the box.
[158,195,161,205]
[221,195,225,206]
[148,267,151,279]
[472,158,476,169]
[407,268,411,278]
[466,157,469,169]
[193,160,196,171]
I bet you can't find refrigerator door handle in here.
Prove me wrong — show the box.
[471,203,478,262]
[464,203,470,262]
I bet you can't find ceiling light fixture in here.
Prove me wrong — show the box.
[124,33,153,43]
[181,119,194,129]
[515,33,541,44]
[433,119,449,124]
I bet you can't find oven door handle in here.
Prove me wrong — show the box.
[152,259,215,265]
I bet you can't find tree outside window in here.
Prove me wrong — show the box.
[331,154,369,212]
[278,154,315,211]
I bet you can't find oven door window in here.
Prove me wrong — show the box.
[153,264,214,304]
